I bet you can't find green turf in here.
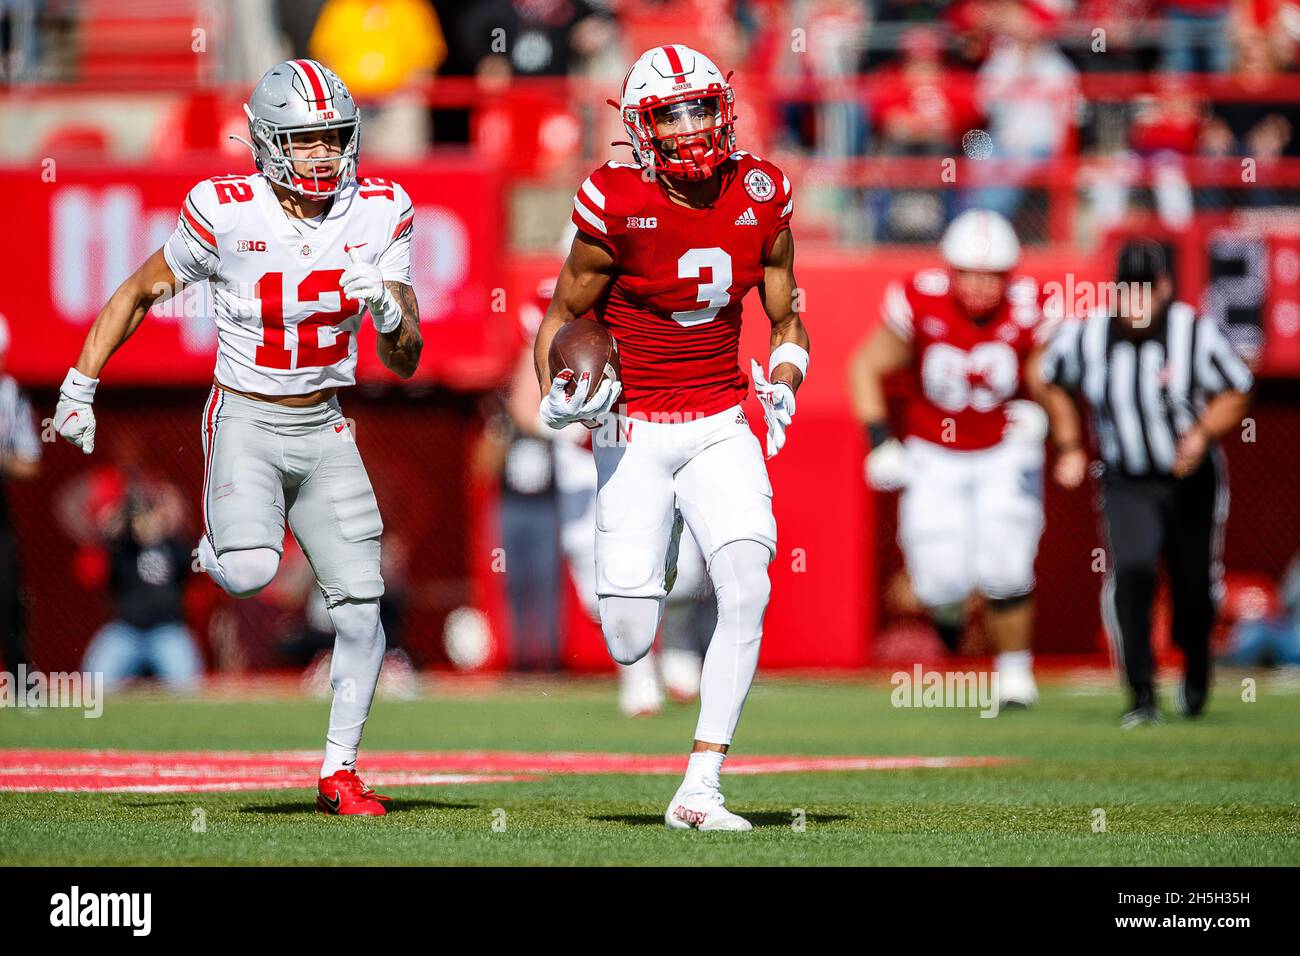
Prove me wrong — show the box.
[2,674,1299,865]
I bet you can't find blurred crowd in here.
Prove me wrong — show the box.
[3,0,1298,242]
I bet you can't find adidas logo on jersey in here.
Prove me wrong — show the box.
[735,207,759,226]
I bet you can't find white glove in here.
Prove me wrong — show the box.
[1003,399,1049,445]
[750,359,796,459]
[341,250,402,334]
[866,437,909,491]
[539,369,621,429]
[56,368,99,455]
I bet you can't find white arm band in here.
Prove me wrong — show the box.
[769,342,809,378]
[61,368,99,402]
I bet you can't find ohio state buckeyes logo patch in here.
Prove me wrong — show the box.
[743,168,776,202]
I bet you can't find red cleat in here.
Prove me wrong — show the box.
[316,769,392,816]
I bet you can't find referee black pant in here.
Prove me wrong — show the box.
[1101,456,1224,704]
[0,523,26,671]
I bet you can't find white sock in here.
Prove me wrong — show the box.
[683,750,725,791]
[995,650,1033,675]
[320,599,386,778]
[693,540,771,745]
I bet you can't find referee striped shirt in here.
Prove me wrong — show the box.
[1040,302,1254,476]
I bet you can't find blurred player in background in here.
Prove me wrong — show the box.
[0,314,42,679]
[533,45,810,830]
[852,209,1058,707]
[53,59,423,815]
[513,274,714,714]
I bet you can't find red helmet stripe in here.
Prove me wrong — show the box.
[293,59,329,109]
[661,45,686,84]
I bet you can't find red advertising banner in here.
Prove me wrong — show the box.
[1,160,511,389]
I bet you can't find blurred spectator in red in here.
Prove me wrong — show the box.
[0,314,41,677]
[1199,25,1299,208]
[867,26,981,239]
[1088,76,1205,229]
[1203,27,1297,158]
[310,0,447,157]
[1230,0,1300,69]
[970,0,1078,221]
[870,26,980,155]
[1162,0,1232,73]
[946,0,1018,65]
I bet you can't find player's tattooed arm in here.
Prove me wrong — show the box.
[74,247,183,378]
[378,281,423,379]
[759,228,810,393]
[533,234,616,395]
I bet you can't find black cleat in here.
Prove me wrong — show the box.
[1179,682,1207,718]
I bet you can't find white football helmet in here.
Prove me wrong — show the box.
[241,59,360,197]
[940,209,1020,272]
[617,44,736,181]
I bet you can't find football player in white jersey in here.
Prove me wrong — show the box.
[54,59,423,816]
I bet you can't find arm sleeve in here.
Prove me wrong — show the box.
[378,182,415,286]
[881,279,914,342]
[1195,318,1255,395]
[163,185,220,285]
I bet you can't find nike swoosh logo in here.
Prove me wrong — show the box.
[320,791,341,813]
[334,423,348,433]
[343,242,368,254]
[60,411,79,427]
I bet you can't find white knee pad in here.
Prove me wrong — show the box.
[599,595,662,665]
[218,547,280,598]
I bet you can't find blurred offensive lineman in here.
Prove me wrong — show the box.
[533,45,810,831]
[54,60,422,815]
[851,210,1057,707]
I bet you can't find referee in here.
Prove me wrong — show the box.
[1039,239,1253,726]
[0,314,42,677]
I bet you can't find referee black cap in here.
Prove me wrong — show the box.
[1116,238,1169,284]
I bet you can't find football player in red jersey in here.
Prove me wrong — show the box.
[851,210,1062,708]
[532,45,810,831]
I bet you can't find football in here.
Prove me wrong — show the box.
[547,318,620,397]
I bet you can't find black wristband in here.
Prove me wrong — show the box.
[866,422,892,450]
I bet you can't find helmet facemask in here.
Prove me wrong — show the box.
[245,104,360,198]
[626,87,734,182]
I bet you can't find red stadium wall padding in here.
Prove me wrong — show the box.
[0,162,512,391]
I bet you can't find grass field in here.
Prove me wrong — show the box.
[2,672,1299,866]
